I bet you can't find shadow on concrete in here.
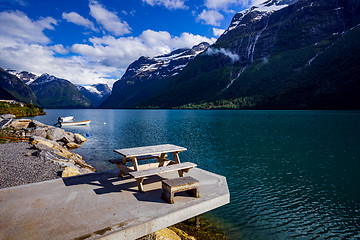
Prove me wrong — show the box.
[133,189,165,203]
[62,171,166,198]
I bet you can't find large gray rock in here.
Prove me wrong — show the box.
[47,127,66,141]
[29,129,47,138]
[28,120,49,129]
[0,114,15,119]
[60,132,75,144]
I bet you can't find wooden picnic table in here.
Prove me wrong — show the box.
[113,144,196,192]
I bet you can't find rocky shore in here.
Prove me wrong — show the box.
[0,116,223,240]
[0,116,96,189]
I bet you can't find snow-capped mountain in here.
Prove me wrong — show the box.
[29,74,93,108]
[125,0,360,109]
[6,70,38,85]
[121,42,210,82]
[100,42,209,108]
[78,84,111,107]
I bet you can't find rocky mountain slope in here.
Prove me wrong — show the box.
[100,42,209,108]
[138,0,360,109]
[0,68,40,105]
[78,84,111,107]
[29,74,93,109]
[6,70,38,85]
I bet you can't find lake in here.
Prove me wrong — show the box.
[32,109,360,239]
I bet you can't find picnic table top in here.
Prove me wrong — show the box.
[114,144,187,158]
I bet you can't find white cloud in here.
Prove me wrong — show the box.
[71,29,216,70]
[0,10,216,87]
[142,0,188,10]
[62,12,97,31]
[197,9,224,26]
[0,10,56,44]
[204,0,265,10]
[206,47,239,62]
[213,27,225,37]
[49,44,69,55]
[89,0,131,36]
[205,0,238,10]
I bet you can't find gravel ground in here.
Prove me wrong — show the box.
[0,142,63,189]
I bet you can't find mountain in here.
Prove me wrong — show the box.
[100,42,210,108]
[0,68,39,105]
[6,70,38,85]
[78,84,112,107]
[29,74,93,109]
[138,0,360,109]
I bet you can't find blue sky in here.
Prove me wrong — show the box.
[0,0,260,86]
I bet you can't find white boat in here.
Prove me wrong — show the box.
[60,120,91,126]
[60,116,74,122]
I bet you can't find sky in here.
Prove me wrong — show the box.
[0,0,263,87]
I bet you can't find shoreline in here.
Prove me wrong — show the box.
[0,117,96,188]
[0,117,226,239]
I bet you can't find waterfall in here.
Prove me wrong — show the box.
[247,16,270,64]
[226,66,247,89]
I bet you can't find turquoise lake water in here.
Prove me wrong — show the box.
[32,109,360,239]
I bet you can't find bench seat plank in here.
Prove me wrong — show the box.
[129,162,197,179]
[108,154,161,164]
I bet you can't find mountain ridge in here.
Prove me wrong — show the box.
[100,42,210,108]
[136,0,360,109]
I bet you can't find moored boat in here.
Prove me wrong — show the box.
[60,116,74,122]
[60,120,91,126]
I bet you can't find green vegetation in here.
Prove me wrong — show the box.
[176,96,260,109]
[0,102,45,117]
[0,127,30,144]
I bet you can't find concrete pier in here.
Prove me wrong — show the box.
[0,168,229,239]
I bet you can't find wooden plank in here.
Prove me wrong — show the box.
[129,162,197,179]
[162,176,199,188]
[114,144,187,158]
[108,154,161,164]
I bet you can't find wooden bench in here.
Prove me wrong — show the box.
[129,162,197,192]
[162,176,200,204]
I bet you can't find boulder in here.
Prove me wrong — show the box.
[155,228,181,240]
[62,167,81,178]
[10,119,31,129]
[28,120,49,128]
[66,142,82,149]
[60,132,75,145]
[29,129,47,138]
[74,133,87,144]
[47,127,66,141]
[1,114,15,119]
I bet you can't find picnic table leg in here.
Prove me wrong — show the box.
[136,178,145,192]
[157,153,167,167]
[131,157,145,192]
[119,156,127,177]
[172,152,184,177]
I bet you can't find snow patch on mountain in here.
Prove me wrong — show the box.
[6,70,38,85]
[30,73,65,86]
[224,0,298,35]
[122,42,210,82]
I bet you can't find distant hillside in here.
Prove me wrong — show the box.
[78,84,111,107]
[100,42,209,108]
[0,68,40,105]
[29,74,93,109]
